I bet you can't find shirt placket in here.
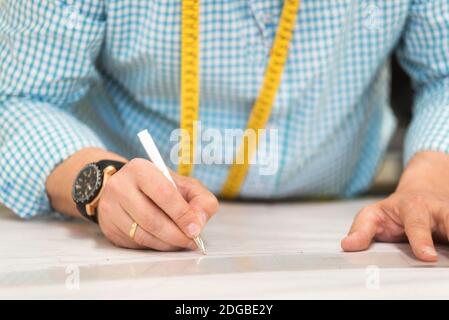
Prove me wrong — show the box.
[248,0,291,114]
[244,0,289,196]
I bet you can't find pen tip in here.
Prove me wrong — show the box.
[194,237,207,255]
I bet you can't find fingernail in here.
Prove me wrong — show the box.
[187,223,200,237]
[422,246,437,257]
[198,211,208,225]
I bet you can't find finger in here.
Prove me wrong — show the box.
[98,206,144,250]
[99,191,181,251]
[174,175,219,223]
[128,159,204,238]
[341,204,383,252]
[106,221,145,250]
[401,203,437,262]
[114,204,182,251]
[120,187,195,249]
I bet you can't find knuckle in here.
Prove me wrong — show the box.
[105,175,121,195]
[174,207,195,226]
[175,174,191,188]
[127,158,147,170]
[407,216,428,230]
[186,176,201,188]
[155,182,175,204]
[191,178,202,187]
[140,216,161,234]
[126,159,152,181]
[408,194,427,208]
[194,179,207,191]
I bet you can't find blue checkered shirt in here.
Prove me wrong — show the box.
[1,0,449,218]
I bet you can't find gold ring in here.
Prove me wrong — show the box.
[129,222,138,239]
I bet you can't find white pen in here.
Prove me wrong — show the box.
[137,129,207,255]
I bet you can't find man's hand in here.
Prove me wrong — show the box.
[47,148,219,251]
[97,158,219,251]
[342,151,449,262]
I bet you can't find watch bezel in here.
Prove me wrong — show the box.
[72,163,104,205]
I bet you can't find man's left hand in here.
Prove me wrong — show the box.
[341,151,449,262]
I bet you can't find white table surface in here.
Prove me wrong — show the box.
[0,198,448,299]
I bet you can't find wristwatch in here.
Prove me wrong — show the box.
[72,160,126,223]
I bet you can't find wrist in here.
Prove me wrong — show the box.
[396,151,449,196]
[46,148,127,218]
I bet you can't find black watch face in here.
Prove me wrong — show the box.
[72,164,103,204]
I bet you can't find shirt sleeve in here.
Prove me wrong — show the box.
[0,0,106,218]
[395,0,449,165]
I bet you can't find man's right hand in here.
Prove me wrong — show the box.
[46,148,219,251]
[97,158,219,251]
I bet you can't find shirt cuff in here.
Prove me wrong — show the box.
[0,100,106,218]
[404,79,449,165]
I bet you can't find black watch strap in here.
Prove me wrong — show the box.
[77,160,126,224]
[77,202,99,223]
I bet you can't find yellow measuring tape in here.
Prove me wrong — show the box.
[179,0,300,198]
[179,0,200,177]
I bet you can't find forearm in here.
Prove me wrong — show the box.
[46,148,127,219]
